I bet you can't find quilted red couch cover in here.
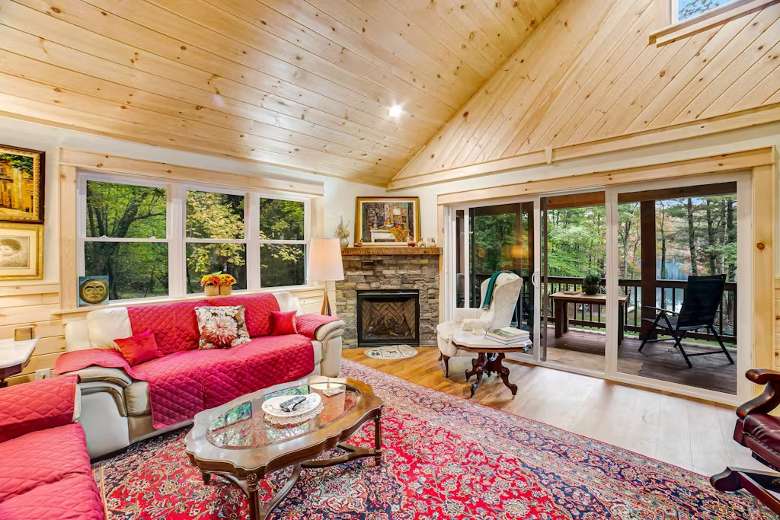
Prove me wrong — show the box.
[55,294,339,428]
[0,376,105,520]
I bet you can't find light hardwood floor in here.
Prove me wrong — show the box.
[343,346,764,477]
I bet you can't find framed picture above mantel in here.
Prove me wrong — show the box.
[355,196,420,247]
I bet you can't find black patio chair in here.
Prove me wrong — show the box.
[639,274,734,368]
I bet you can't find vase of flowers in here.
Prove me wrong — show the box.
[218,273,237,295]
[200,273,221,297]
[336,217,350,248]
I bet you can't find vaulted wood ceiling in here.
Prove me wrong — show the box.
[391,0,780,188]
[0,0,559,185]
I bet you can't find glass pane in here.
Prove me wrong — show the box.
[542,197,606,371]
[186,243,247,293]
[186,191,245,239]
[259,198,305,240]
[616,188,738,395]
[86,181,166,239]
[467,202,534,336]
[85,242,168,300]
[677,0,733,20]
[455,209,465,307]
[260,244,305,287]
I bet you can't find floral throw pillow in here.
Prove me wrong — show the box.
[194,305,250,349]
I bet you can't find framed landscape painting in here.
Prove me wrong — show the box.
[0,145,45,223]
[355,196,420,246]
[0,222,43,280]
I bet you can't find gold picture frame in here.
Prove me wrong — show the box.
[355,196,421,246]
[0,222,43,280]
[0,145,45,223]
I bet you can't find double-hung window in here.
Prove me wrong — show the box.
[81,178,169,300]
[673,0,737,22]
[78,174,311,302]
[185,189,247,293]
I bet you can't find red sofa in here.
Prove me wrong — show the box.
[0,376,104,520]
[54,292,344,458]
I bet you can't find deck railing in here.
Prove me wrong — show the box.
[467,274,737,343]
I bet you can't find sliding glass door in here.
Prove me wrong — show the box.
[453,200,536,355]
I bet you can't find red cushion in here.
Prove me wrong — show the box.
[0,376,77,443]
[270,310,298,335]
[209,293,280,337]
[127,300,207,354]
[115,330,162,366]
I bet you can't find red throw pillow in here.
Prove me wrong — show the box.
[270,310,298,335]
[114,330,163,366]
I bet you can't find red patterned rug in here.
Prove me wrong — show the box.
[94,360,771,519]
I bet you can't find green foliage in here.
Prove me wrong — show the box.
[547,206,605,276]
[0,153,33,177]
[86,181,165,238]
[259,198,304,240]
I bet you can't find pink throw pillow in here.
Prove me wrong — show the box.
[114,330,162,366]
[270,310,298,335]
[194,305,250,349]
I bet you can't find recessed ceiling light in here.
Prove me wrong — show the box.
[388,104,403,118]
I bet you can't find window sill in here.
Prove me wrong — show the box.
[55,285,323,317]
[649,0,774,46]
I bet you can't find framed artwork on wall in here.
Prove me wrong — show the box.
[0,222,43,280]
[0,145,45,224]
[355,196,420,246]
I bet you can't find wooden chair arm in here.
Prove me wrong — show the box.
[737,369,780,419]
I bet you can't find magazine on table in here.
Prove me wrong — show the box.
[486,327,530,344]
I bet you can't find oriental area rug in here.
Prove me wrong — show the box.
[93,360,770,519]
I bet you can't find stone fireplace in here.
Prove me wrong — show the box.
[335,247,440,348]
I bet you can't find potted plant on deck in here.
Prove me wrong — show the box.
[582,272,603,295]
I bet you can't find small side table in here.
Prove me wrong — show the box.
[0,339,37,387]
[451,331,531,398]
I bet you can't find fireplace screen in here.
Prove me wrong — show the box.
[356,290,420,346]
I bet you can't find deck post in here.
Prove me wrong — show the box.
[640,201,657,340]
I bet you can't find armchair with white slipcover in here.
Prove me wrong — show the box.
[436,272,523,377]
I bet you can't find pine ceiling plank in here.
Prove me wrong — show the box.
[497,0,643,158]
[15,0,438,137]
[626,10,760,132]
[519,0,652,153]
[654,4,780,127]
[0,71,403,174]
[585,25,720,142]
[729,56,780,111]
[208,0,470,110]
[0,24,419,160]
[678,14,780,122]
[146,0,456,124]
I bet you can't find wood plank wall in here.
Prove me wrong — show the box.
[392,0,780,186]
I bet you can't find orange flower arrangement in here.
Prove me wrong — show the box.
[200,273,236,287]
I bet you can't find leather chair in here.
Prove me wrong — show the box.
[710,369,780,514]
[436,272,523,377]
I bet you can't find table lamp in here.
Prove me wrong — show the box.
[308,238,344,316]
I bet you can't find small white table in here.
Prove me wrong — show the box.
[451,331,531,398]
[0,339,37,387]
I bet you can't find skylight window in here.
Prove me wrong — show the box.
[674,0,737,22]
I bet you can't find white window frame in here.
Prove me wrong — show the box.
[77,172,312,302]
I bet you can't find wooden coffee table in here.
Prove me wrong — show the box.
[185,377,383,520]
[451,331,531,398]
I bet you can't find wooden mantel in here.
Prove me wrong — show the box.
[341,247,441,256]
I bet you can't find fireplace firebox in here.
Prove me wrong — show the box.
[356,289,420,346]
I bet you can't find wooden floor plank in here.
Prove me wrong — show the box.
[344,346,762,476]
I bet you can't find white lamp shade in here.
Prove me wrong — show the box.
[308,238,344,282]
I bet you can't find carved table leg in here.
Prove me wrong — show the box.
[482,352,518,397]
[465,353,486,398]
[246,473,261,520]
[201,472,211,484]
[374,411,383,465]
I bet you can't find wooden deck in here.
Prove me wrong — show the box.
[544,328,737,394]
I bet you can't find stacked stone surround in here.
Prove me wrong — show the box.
[335,249,440,348]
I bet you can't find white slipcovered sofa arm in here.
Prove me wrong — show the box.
[314,319,345,341]
[315,319,345,378]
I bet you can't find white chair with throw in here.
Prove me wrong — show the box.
[436,272,523,377]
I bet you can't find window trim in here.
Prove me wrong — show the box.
[77,172,312,302]
[650,0,772,46]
